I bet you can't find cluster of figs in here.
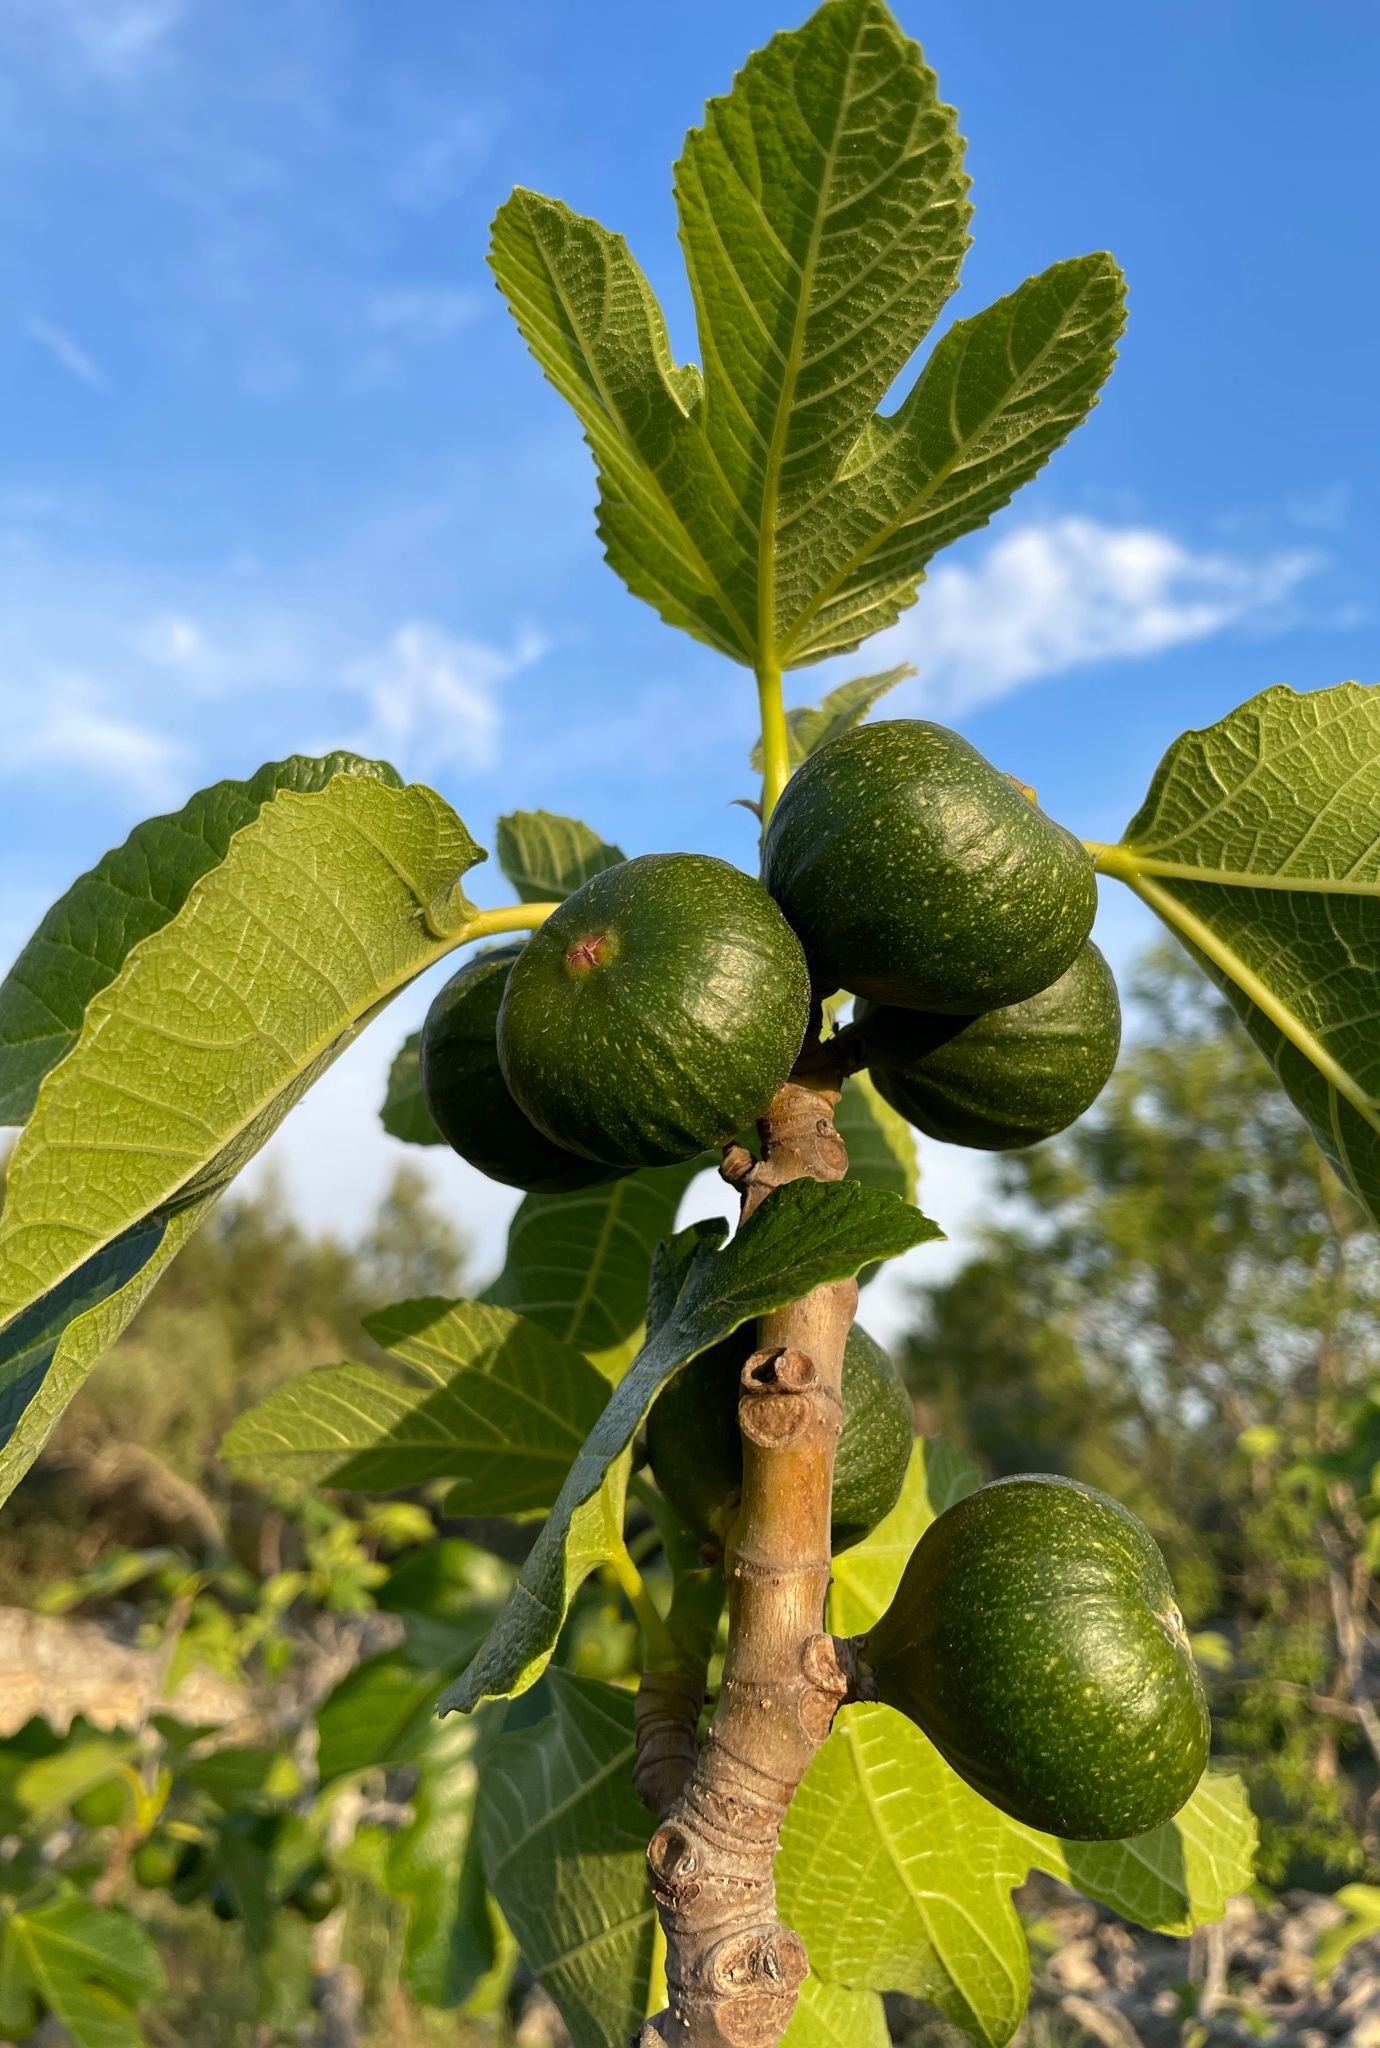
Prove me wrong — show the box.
[421,720,1209,1841]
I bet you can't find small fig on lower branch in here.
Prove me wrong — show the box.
[859,1474,1209,1840]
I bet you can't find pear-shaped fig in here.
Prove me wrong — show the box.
[498,854,811,1168]
[858,941,1121,1150]
[762,721,1096,1014]
[861,1474,1209,1839]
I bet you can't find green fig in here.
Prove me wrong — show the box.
[762,721,1096,1014]
[861,1475,1209,1840]
[858,941,1121,1150]
[646,1322,912,1552]
[498,854,811,1168]
[419,945,626,1193]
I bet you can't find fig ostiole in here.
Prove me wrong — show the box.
[498,853,811,1169]
[859,1474,1209,1840]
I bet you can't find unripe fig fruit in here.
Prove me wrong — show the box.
[858,941,1121,1151]
[420,945,626,1193]
[498,855,811,1168]
[646,1323,912,1551]
[71,1778,129,1828]
[132,1834,181,1890]
[762,721,1096,1014]
[861,1475,1209,1839]
[288,1863,342,1922]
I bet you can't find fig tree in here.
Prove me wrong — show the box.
[857,941,1121,1150]
[762,721,1097,1014]
[497,854,811,1168]
[860,1475,1209,1839]
[420,945,626,1193]
[646,1322,912,1551]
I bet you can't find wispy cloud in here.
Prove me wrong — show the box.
[343,623,545,778]
[0,673,187,803]
[882,517,1319,714]
[0,0,184,79]
[369,287,482,346]
[24,315,108,390]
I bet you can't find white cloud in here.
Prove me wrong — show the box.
[0,673,187,803]
[343,622,545,778]
[0,0,183,78]
[369,287,482,345]
[882,517,1319,714]
[24,315,108,390]
[135,611,210,669]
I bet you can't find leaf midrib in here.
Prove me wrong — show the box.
[1093,843,1380,898]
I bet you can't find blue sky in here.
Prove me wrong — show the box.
[1,0,1376,1315]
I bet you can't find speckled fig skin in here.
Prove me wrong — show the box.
[419,947,625,1194]
[761,721,1097,1014]
[646,1322,913,1552]
[858,940,1122,1151]
[497,853,811,1169]
[862,1474,1209,1840]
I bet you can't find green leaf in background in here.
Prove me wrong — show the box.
[222,1298,610,1507]
[495,810,625,902]
[492,0,1123,671]
[0,774,485,1507]
[484,1157,706,1380]
[0,1884,165,2048]
[784,1981,890,2048]
[837,1071,920,1204]
[779,1706,1255,2046]
[478,1672,657,2048]
[828,1435,979,1640]
[749,667,912,774]
[380,1030,441,1146]
[1096,683,1380,1230]
[382,1722,499,2010]
[445,1179,939,1712]
[0,753,399,1129]
[776,1434,1255,2045]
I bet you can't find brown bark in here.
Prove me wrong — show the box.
[637,1061,858,2048]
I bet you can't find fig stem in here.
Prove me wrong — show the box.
[638,1040,858,2048]
[610,1536,677,1670]
[459,900,561,943]
[756,654,791,827]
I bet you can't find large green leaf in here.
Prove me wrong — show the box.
[784,1981,890,2048]
[0,753,397,1129]
[490,0,1122,671]
[478,1672,657,2048]
[484,1158,706,1380]
[445,1179,939,1713]
[0,1884,164,2048]
[774,1437,1255,2045]
[0,775,485,1505]
[749,667,912,774]
[495,810,624,902]
[780,1707,1254,2045]
[779,251,1126,662]
[676,0,969,651]
[380,1030,441,1146]
[222,1298,611,1507]
[1095,683,1380,1229]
